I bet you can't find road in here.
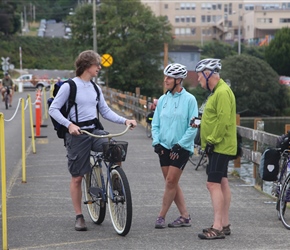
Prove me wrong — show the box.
[2,91,290,249]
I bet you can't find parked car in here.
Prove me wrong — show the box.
[279,76,290,86]
[15,74,50,90]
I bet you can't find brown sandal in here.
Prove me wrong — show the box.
[203,224,231,235]
[198,227,225,240]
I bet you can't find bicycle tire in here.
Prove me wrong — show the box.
[146,123,152,138]
[83,162,106,225]
[276,157,288,220]
[279,173,290,229]
[107,166,132,236]
[5,93,9,109]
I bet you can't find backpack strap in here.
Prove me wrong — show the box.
[65,79,78,122]
[90,80,100,119]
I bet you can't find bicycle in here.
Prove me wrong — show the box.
[188,145,208,170]
[272,147,290,229]
[80,125,133,236]
[145,111,154,138]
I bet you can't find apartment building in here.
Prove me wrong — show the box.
[141,0,290,45]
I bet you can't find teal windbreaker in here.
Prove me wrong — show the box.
[151,88,198,154]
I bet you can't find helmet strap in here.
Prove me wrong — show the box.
[202,71,214,92]
[169,79,178,93]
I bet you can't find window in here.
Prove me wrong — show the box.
[201,3,207,10]
[186,16,190,22]
[180,16,185,22]
[180,3,185,10]
[228,21,232,27]
[217,4,222,10]
[175,16,180,23]
[224,4,228,13]
[239,4,243,9]
[280,18,290,23]
[175,28,180,35]
[201,15,206,23]
[257,18,273,23]
[164,4,168,9]
[191,28,196,35]
[191,3,196,10]
[191,16,196,23]
[212,4,217,10]
[207,15,211,23]
[186,3,190,10]
[245,4,254,11]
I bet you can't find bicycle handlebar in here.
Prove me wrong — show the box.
[80,125,132,139]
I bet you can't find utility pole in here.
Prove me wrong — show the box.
[238,10,241,55]
[93,0,97,53]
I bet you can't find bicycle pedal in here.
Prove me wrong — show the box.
[84,200,94,205]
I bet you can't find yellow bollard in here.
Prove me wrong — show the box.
[21,98,27,183]
[42,88,48,119]
[28,95,36,153]
[0,113,9,250]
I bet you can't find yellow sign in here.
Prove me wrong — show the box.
[101,54,113,67]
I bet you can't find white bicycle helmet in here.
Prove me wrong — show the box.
[164,63,187,79]
[195,58,222,72]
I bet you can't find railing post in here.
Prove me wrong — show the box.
[254,118,264,188]
[234,114,241,168]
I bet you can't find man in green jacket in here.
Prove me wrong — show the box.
[194,58,237,240]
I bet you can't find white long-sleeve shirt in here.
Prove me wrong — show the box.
[48,77,126,128]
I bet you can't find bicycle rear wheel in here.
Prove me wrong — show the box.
[83,163,106,224]
[279,174,290,229]
[107,166,132,236]
[276,157,288,220]
[146,123,152,138]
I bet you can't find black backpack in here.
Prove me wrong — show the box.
[47,79,103,139]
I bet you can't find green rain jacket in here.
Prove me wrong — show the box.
[200,79,237,156]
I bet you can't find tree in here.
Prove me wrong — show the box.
[265,27,290,76]
[221,54,289,116]
[0,2,21,35]
[200,41,236,59]
[68,0,172,97]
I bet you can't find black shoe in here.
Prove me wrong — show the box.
[75,215,87,231]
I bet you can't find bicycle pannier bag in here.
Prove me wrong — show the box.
[259,148,280,181]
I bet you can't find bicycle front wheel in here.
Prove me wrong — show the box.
[83,164,106,224]
[5,94,9,109]
[279,174,290,229]
[107,166,132,236]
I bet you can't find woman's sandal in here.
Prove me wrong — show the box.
[198,227,225,240]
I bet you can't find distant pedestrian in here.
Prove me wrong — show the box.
[152,63,198,229]
[1,72,14,107]
[193,58,237,240]
[49,50,137,231]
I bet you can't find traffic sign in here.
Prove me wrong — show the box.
[101,54,113,67]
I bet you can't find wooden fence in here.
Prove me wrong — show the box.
[101,86,287,185]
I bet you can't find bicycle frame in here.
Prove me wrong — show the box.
[81,125,133,236]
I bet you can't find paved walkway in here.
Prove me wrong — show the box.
[2,107,290,250]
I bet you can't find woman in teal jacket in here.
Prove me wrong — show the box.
[152,63,198,229]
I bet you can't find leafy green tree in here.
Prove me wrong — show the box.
[221,54,289,116]
[200,41,236,59]
[0,2,21,35]
[68,0,172,97]
[265,27,290,76]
